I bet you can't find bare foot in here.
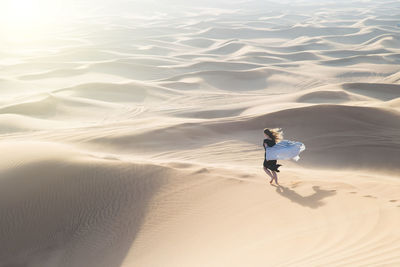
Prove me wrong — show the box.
[270,180,273,184]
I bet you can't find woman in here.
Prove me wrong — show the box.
[263,128,283,184]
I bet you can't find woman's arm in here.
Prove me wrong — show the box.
[263,139,269,148]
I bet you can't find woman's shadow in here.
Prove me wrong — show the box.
[271,184,336,209]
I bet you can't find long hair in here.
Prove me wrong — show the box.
[263,128,284,143]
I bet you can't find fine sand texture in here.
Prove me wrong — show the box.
[1,0,399,266]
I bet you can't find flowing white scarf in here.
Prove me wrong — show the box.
[265,140,306,161]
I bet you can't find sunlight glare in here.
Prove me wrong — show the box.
[0,0,73,42]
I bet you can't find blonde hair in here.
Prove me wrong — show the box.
[263,128,284,143]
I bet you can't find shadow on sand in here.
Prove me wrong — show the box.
[271,184,336,209]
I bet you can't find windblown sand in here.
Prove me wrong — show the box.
[1,0,399,266]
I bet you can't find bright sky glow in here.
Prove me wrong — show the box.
[0,0,75,42]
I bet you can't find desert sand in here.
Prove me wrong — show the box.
[0,0,399,266]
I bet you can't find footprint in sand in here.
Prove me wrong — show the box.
[389,199,397,202]
[290,181,302,188]
[349,191,357,194]
[363,195,377,198]
[193,168,209,174]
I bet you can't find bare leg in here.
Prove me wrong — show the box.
[272,171,278,185]
[263,167,274,183]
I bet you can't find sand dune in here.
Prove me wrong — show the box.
[53,82,176,103]
[0,94,117,121]
[1,142,399,267]
[178,37,216,48]
[385,71,400,83]
[295,89,370,103]
[196,25,360,40]
[0,141,166,267]
[1,0,400,266]
[342,82,400,101]
[0,114,66,133]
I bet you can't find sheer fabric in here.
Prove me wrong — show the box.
[265,140,305,161]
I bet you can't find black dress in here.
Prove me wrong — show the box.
[263,138,282,172]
